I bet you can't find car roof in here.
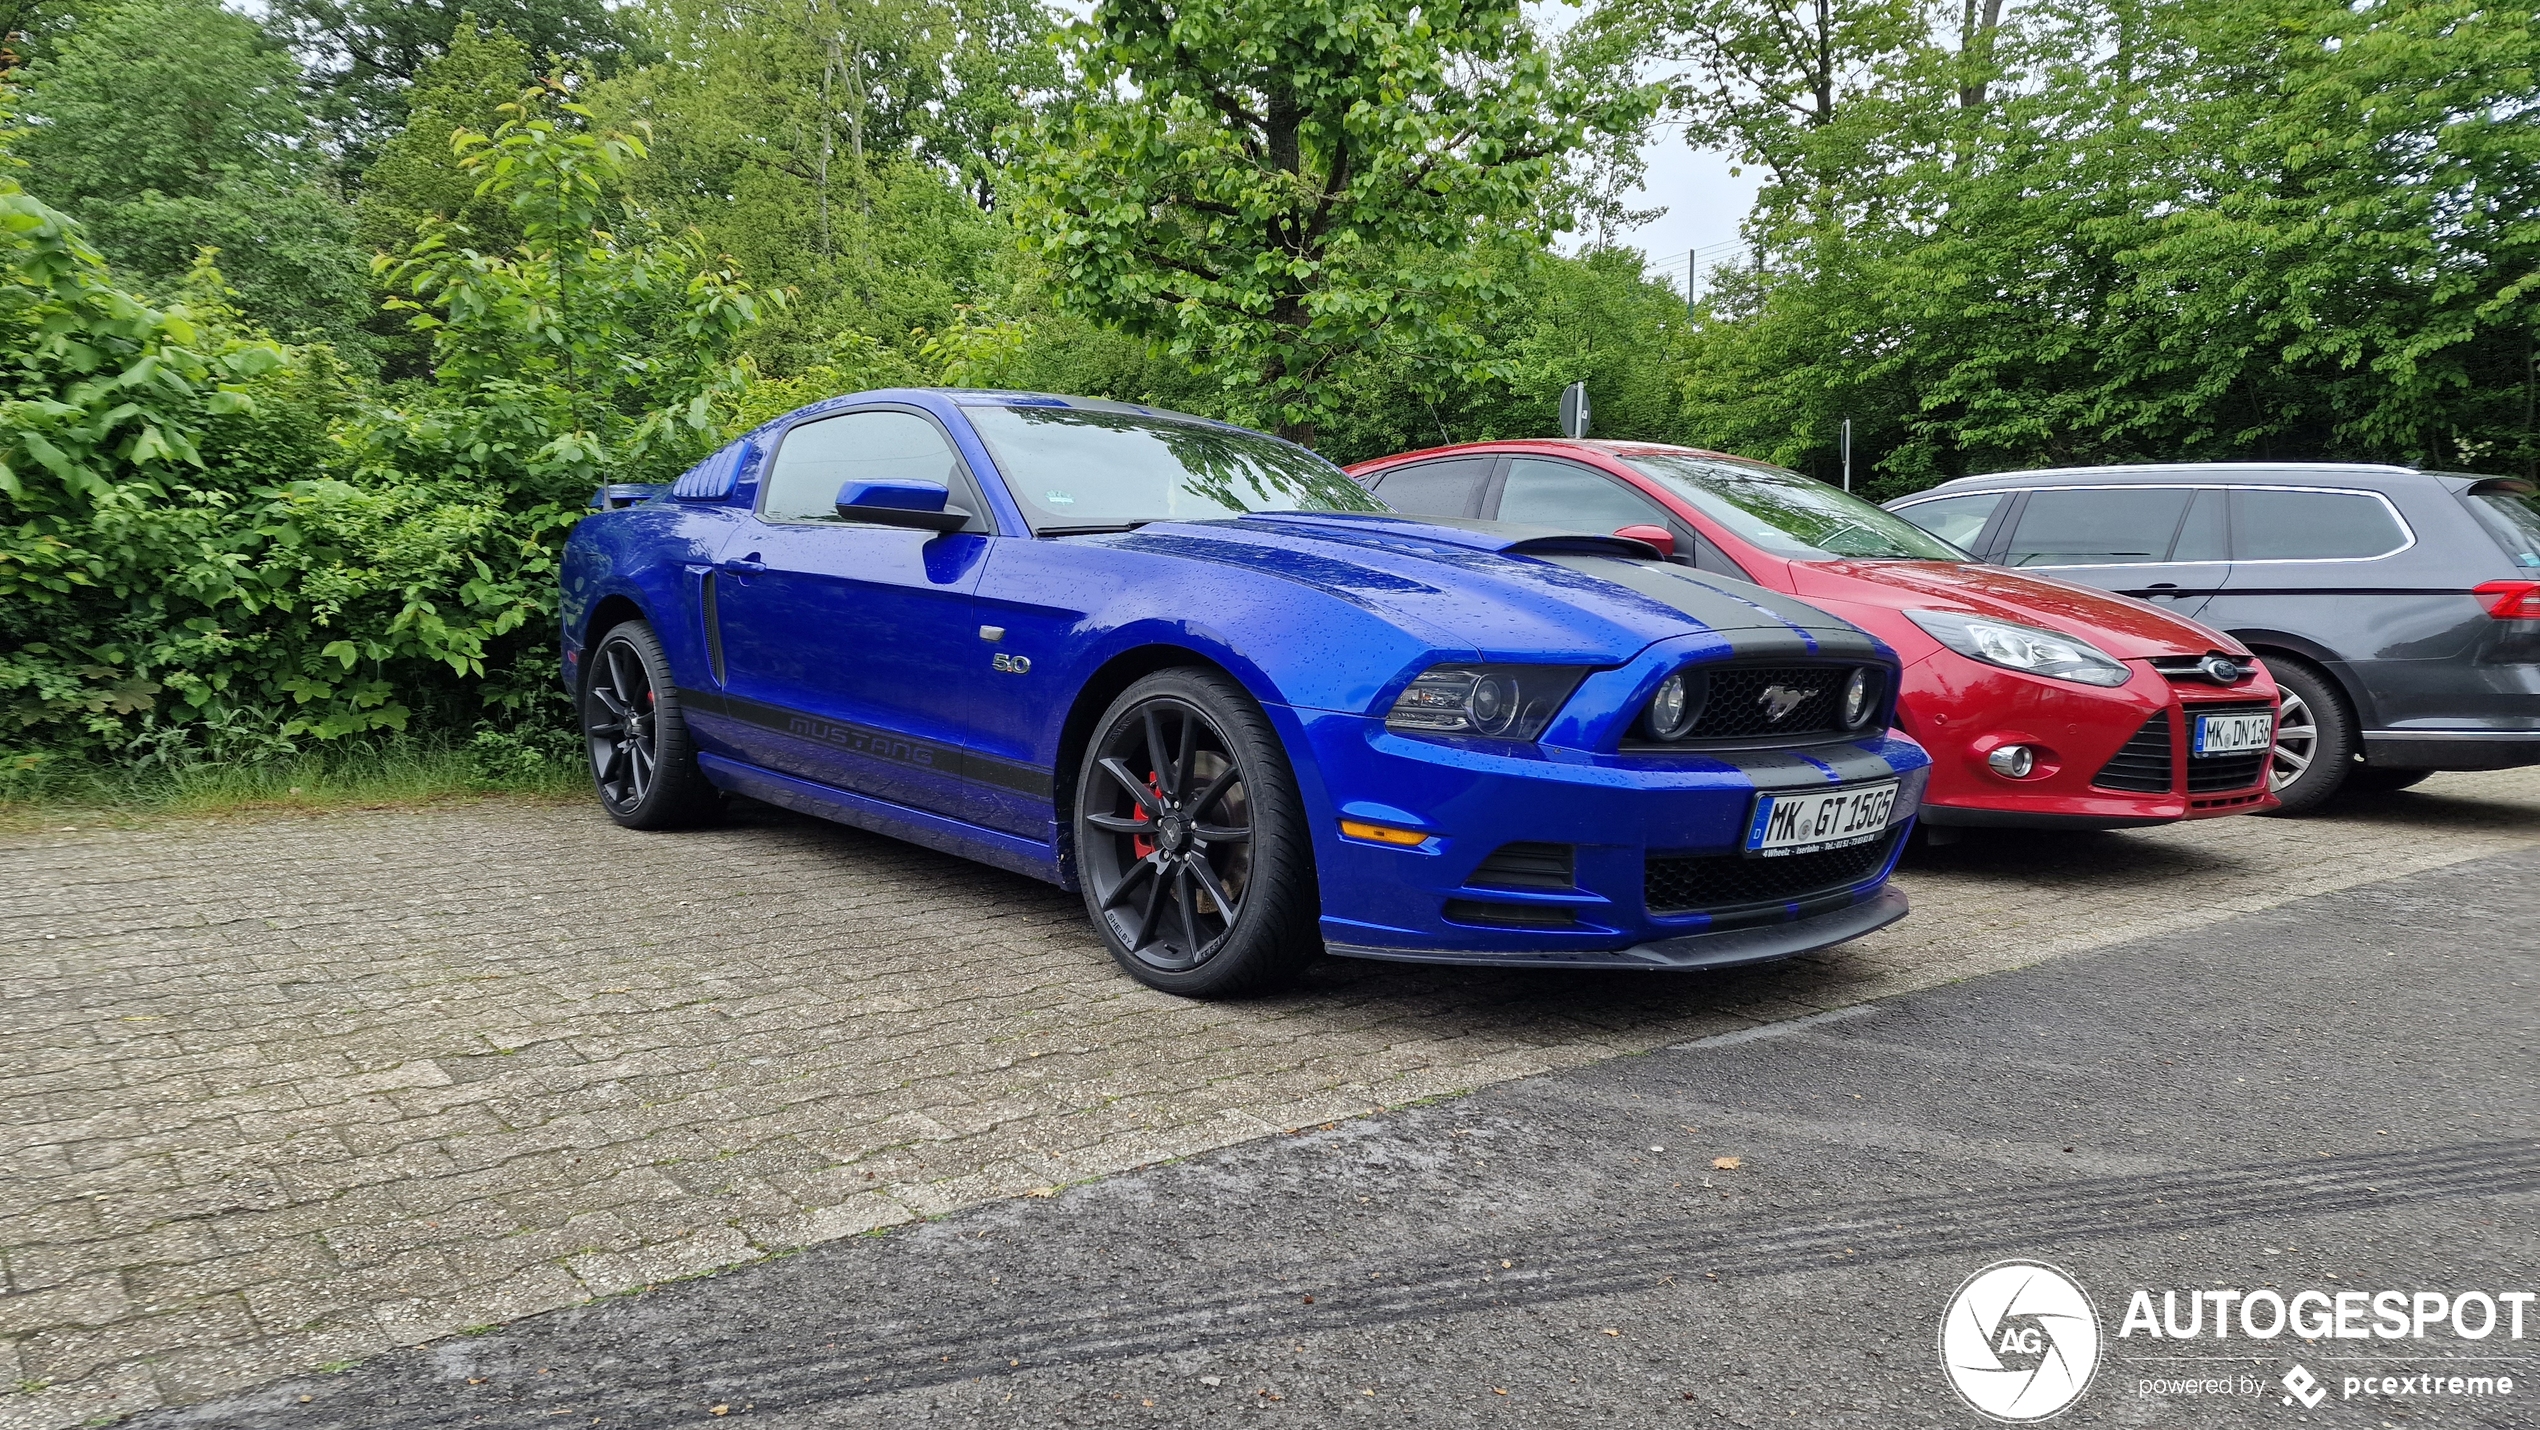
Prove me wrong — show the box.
[1901,462,2464,499]
[1347,438,1762,471]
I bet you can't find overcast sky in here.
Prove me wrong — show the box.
[1526,2,1760,290]
[1590,123,1761,293]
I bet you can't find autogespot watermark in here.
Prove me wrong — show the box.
[1940,1265,2533,1421]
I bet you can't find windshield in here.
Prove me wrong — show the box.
[1620,452,1970,560]
[963,405,1387,531]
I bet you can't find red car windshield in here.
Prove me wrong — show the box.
[1621,453,1969,561]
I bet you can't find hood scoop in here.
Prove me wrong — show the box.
[1232,512,1663,561]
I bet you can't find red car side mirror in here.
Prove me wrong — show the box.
[1613,524,1676,560]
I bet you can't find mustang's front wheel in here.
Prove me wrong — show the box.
[1074,670,1320,997]
[582,619,720,830]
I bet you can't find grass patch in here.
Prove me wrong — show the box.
[0,734,586,833]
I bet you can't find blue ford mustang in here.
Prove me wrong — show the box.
[561,390,1931,996]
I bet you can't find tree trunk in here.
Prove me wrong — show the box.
[1958,0,2006,110]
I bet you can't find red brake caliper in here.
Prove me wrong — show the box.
[1130,770,1162,858]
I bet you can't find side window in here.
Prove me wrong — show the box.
[1891,492,2004,552]
[2002,487,2193,566]
[2170,488,2228,562]
[2463,481,2540,569]
[761,411,975,526]
[1495,457,1671,533]
[1368,456,1493,518]
[2230,489,2409,561]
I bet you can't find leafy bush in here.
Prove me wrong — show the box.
[0,80,773,777]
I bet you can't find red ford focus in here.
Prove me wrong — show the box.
[1345,441,2281,830]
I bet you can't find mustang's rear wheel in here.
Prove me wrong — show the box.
[1074,670,1319,997]
[582,619,719,830]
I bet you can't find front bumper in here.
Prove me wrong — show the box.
[1273,707,1929,970]
[1904,655,2277,828]
[1328,885,1909,971]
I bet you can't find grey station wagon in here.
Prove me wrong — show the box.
[1887,464,2540,812]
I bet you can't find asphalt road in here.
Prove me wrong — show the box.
[146,845,2540,1430]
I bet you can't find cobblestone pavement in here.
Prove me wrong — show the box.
[4,770,2537,1427]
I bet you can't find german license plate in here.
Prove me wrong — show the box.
[1744,782,1900,858]
[2194,711,2273,756]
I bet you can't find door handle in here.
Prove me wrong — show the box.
[719,553,765,575]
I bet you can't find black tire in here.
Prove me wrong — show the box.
[2345,766,2434,795]
[2259,657,2357,816]
[1072,669,1320,997]
[581,619,720,829]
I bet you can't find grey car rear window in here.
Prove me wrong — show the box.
[2463,482,2540,569]
[2230,489,2409,560]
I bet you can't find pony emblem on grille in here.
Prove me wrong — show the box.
[1756,683,1816,723]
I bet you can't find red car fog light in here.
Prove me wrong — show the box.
[1987,745,2039,778]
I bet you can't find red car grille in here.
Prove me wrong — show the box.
[2091,712,2174,793]
[2185,700,2275,793]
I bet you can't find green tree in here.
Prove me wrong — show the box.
[1666,0,2540,489]
[266,0,640,159]
[593,0,1046,379]
[15,0,371,350]
[354,22,538,259]
[376,78,777,502]
[1011,0,1629,445]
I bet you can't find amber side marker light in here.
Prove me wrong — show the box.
[1340,820,1427,846]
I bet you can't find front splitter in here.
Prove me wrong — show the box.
[1324,884,1910,971]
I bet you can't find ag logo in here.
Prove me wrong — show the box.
[1939,1260,2101,1422]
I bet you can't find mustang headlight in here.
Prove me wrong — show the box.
[1386,664,1589,741]
[1906,609,2131,687]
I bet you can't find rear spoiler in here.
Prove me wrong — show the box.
[590,483,669,511]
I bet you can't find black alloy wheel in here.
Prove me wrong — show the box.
[1074,670,1318,996]
[581,620,719,829]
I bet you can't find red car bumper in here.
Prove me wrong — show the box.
[1898,656,2279,829]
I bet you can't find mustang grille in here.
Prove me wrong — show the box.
[2091,712,2174,793]
[1676,665,1857,743]
[1644,830,1902,919]
[2185,700,2275,793]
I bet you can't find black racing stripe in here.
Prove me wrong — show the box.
[966,750,1055,801]
[677,688,1054,802]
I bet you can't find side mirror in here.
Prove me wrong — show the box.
[836,479,972,534]
[1613,524,1676,560]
